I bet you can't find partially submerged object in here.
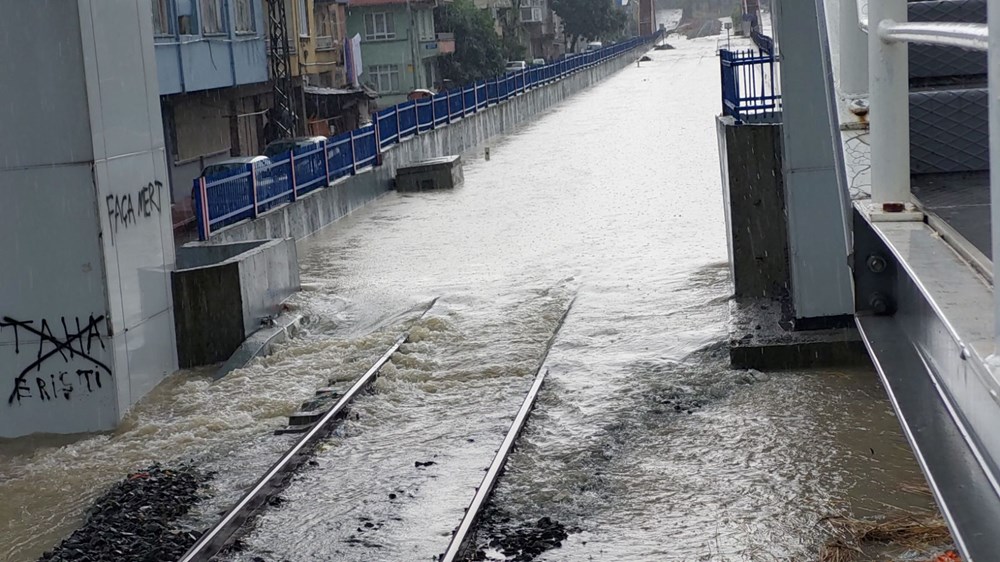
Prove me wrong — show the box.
[396,155,464,192]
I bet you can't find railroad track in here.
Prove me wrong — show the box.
[177,296,574,562]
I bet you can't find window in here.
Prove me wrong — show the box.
[369,64,399,94]
[234,0,255,33]
[298,0,309,37]
[152,0,171,35]
[418,10,434,41]
[175,0,197,34]
[201,0,225,34]
[316,3,341,49]
[364,12,395,41]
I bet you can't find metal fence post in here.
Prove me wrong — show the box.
[395,105,401,138]
[350,130,357,175]
[446,90,452,122]
[868,0,910,210]
[990,0,1000,348]
[431,97,437,127]
[249,163,259,218]
[462,87,467,115]
[289,151,297,201]
[197,177,210,240]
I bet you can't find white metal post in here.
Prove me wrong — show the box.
[841,0,869,96]
[989,0,1000,349]
[868,0,910,209]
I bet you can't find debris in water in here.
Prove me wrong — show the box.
[818,513,954,562]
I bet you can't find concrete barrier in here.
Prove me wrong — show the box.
[200,47,651,244]
[172,239,300,367]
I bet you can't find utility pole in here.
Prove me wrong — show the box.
[267,0,297,140]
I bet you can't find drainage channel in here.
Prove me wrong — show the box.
[178,296,572,562]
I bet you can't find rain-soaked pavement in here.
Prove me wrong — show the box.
[0,22,935,562]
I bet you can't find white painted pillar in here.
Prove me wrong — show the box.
[0,0,177,437]
[989,0,1000,349]
[840,0,869,96]
[868,0,910,208]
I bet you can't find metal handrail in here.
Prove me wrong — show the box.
[879,21,988,51]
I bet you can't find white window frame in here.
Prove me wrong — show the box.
[298,0,309,37]
[201,0,226,35]
[233,0,255,34]
[315,2,342,48]
[419,10,434,42]
[369,64,399,94]
[364,12,395,41]
[152,0,172,36]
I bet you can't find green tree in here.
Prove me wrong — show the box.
[551,0,629,52]
[435,0,506,85]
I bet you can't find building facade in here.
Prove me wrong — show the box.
[2,0,177,438]
[153,0,271,212]
[345,0,448,106]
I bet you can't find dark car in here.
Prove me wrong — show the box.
[263,136,328,159]
[200,155,269,178]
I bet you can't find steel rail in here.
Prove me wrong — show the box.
[439,296,576,562]
[177,334,405,562]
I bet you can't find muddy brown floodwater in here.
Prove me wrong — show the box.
[1,22,941,562]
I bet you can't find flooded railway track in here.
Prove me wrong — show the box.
[178,298,574,562]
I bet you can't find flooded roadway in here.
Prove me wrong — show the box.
[1,27,933,562]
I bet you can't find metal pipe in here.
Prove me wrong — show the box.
[868,0,910,208]
[989,0,1000,350]
[880,22,988,51]
[841,0,869,95]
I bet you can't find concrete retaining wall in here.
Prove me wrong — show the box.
[173,239,300,367]
[716,116,789,299]
[201,47,650,244]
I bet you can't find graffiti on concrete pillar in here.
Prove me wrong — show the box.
[105,181,164,245]
[1,315,112,406]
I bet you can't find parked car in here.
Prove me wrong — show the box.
[505,60,528,72]
[200,156,268,178]
[263,136,328,158]
[407,88,436,100]
[531,58,546,66]
[585,41,603,52]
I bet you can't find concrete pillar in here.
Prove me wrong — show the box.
[771,0,854,325]
[0,0,177,437]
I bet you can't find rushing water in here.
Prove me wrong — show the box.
[0,26,933,562]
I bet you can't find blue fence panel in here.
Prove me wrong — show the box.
[353,125,378,170]
[719,48,780,123]
[433,93,449,125]
[255,157,294,214]
[476,82,487,109]
[293,142,328,196]
[463,86,476,115]
[448,88,464,116]
[398,100,418,138]
[327,132,354,180]
[377,107,399,149]
[197,167,254,233]
[416,98,434,132]
[486,80,498,105]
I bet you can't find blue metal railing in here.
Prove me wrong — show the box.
[719,48,781,124]
[194,31,662,240]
